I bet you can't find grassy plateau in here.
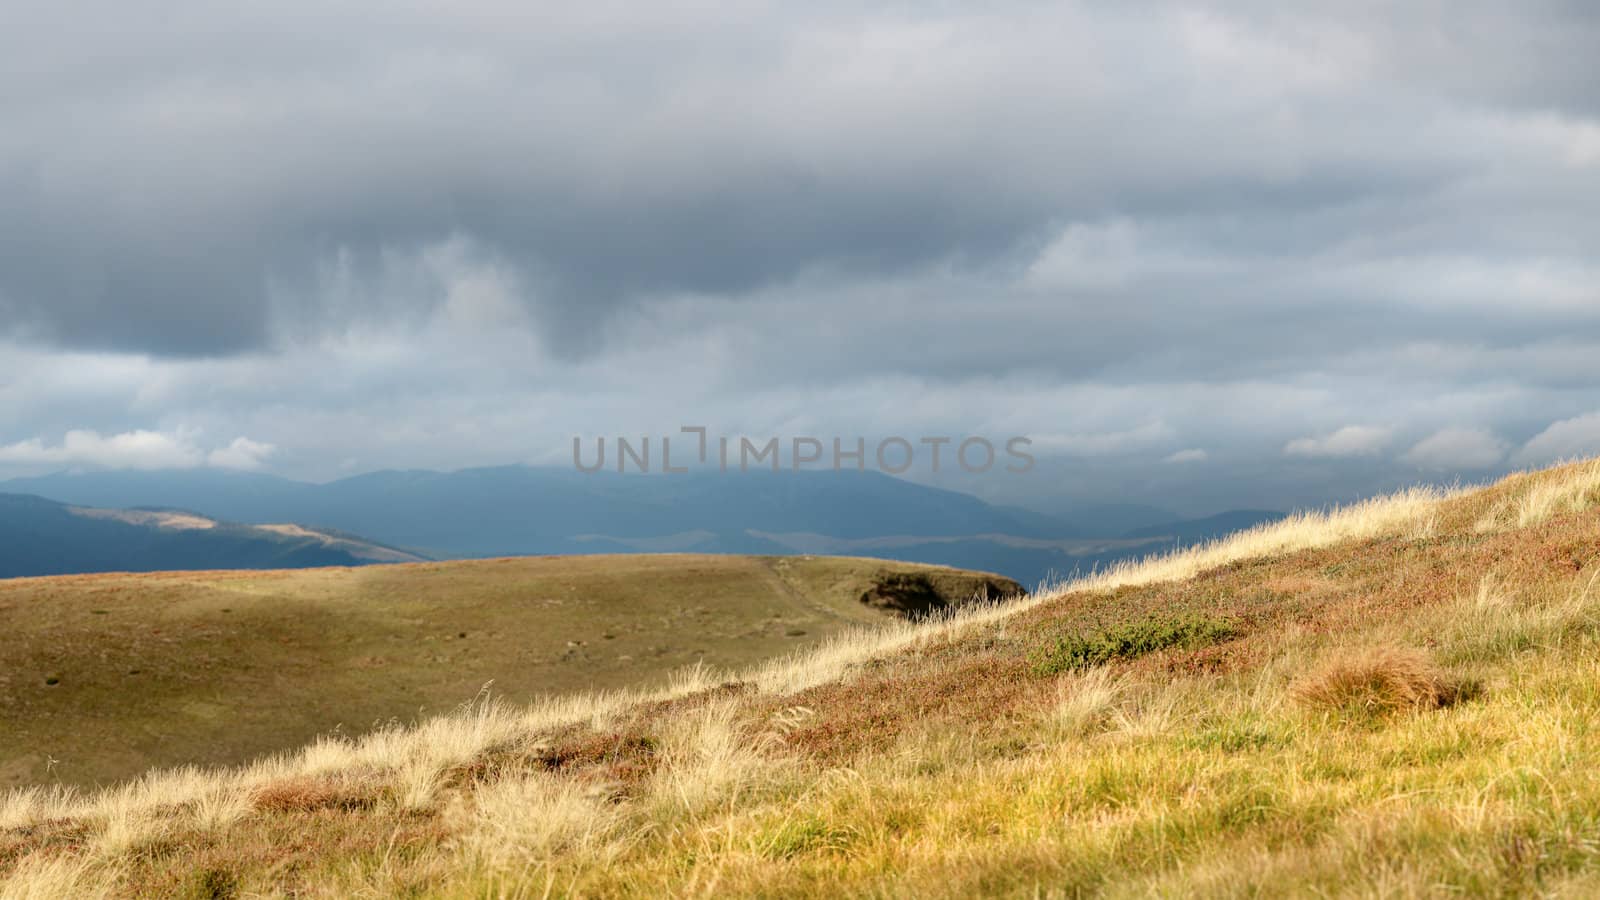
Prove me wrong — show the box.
[0,555,1018,789]
[5,459,1600,897]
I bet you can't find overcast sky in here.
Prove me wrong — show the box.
[1,1,1597,515]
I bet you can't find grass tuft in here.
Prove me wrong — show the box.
[1291,646,1477,717]
[1047,667,1126,737]
[177,867,238,900]
[0,853,115,900]
[249,776,376,814]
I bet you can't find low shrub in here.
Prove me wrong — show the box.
[1031,615,1239,675]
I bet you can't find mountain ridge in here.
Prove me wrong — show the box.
[0,492,427,579]
[2,467,1281,586]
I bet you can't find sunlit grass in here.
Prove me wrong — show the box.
[6,458,1600,896]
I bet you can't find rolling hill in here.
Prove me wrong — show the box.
[0,554,1019,787]
[4,460,1597,896]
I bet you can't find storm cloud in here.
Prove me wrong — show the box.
[1,1,1597,513]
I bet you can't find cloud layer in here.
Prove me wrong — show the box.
[1,2,1597,512]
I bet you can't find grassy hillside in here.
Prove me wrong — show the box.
[5,460,1600,897]
[0,555,1019,789]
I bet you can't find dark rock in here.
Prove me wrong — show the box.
[859,571,1025,620]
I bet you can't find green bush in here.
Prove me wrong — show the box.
[1031,615,1239,675]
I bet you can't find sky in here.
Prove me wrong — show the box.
[1,1,1598,516]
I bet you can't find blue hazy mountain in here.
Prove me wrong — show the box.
[4,467,1085,552]
[0,493,425,578]
[3,467,1279,587]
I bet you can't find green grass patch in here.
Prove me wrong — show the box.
[1181,722,1284,753]
[758,815,862,859]
[1031,615,1239,675]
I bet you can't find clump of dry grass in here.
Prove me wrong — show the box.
[650,697,770,814]
[182,780,253,833]
[1474,458,1600,532]
[450,776,612,876]
[1047,667,1126,737]
[1291,647,1473,716]
[1436,569,1600,665]
[0,853,113,900]
[249,775,376,814]
[0,786,76,832]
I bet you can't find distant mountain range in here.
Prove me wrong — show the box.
[0,467,1283,586]
[0,493,425,579]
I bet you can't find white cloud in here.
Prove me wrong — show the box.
[1283,425,1391,458]
[0,429,274,472]
[207,437,278,470]
[1163,448,1208,464]
[1401,427,1509,470]
[0,430,201,470]
[1516,411,1600,465]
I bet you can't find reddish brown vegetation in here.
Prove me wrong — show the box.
[1290,646,1472,715]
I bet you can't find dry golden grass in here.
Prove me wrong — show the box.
[7,457,1600,896]
[1071,483,1452,593]
[1046,667,1126,738]
[1474,458,1600,532]
[0,854,112,900]
[1290,646,1461,715]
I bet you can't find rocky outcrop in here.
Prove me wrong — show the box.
[859,570,1025,620]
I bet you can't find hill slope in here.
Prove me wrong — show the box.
[1122,508,1286,545]
[6,460,1600,897]
[0,493,425,578]
[0,555,1019,788]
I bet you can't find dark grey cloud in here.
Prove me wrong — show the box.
[2,1,1592,357]
[1,1,1597,513]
